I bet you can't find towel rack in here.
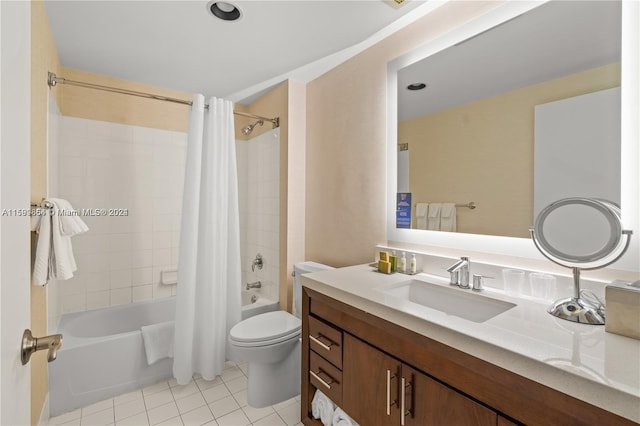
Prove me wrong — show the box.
[31,200,54,209]
[414,202,476,210]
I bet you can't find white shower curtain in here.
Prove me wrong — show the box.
[173,94,242,384]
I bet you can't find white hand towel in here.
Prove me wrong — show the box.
[415,203,429,230]
[32,211,52,286]
[311,389,336,426]
[47,198,89,236]
[440,203,457,232]
[141,321,175,365]
[427,203,442,231]
[333,407,360,426]
[49,204,78,282]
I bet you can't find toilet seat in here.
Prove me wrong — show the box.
[229,310,301,347]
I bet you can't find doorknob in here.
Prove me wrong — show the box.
[21,329,63,365]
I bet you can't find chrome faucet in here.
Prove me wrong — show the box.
[246,280,262,290]
[447,257,471,289]
[251,254,263,272]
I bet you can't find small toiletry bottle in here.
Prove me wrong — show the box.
[399,252,407,273]
[390,250,398,272]
[410,253,417,274]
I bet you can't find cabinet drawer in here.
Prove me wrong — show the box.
[309,316,343,368]
[310,351,343,406]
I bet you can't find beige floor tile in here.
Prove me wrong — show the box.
[170,382,200,400]
[115,398,146,421]
[202,384,231,404]
[214,409,250,426]
[144,389,175,410]
[175,392,206,415]
[80,407,114,426]
[252,413,286,426]
[222,377,247,394]
[242,405,274,423]
[115,411,149,426]
[147,402,180,426]
[208,396,239,419]
[49,409,81,425]
[180,405,214,426]
[275,402,300,426]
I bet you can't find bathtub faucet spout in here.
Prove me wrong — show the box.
[246,281,262,290]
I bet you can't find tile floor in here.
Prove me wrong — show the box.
[47,361,303,426]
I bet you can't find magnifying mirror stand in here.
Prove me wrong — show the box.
[530,197,632,326]
[547,266,605,325]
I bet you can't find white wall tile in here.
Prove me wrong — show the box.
[56,118,186,314]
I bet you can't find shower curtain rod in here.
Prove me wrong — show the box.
[47,72,279,129]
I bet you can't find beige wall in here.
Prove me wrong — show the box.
[400,63,621,238]
[58,68,191,131]
[305,1,500,267]
[30,3,62,424]
[235,82,294,311]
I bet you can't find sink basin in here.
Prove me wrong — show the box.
[378,279,516,323]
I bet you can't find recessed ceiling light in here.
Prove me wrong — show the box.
[208,1,242,22]
[407,83,427,91]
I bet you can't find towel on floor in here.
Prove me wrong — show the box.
[333,407,360,426]
[427,203,442,231]
[311,389,336,426]
[32,198,88,286]
[141,321,175,365]
[440,203,457,232]
[415,203,429,230]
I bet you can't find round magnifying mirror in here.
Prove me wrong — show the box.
[530,197,632,325]
[533,198,623,266]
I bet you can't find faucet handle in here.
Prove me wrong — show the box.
[472,274,494,292]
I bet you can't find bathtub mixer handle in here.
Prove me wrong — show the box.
[21,329,63,365]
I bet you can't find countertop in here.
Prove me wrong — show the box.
[301,264,640,423]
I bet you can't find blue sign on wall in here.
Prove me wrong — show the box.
[396,193,412,229]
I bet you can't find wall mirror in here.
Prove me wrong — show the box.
[386,0,639,271]
[396,0,620,238]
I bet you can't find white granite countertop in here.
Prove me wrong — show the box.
[301,264,640,423]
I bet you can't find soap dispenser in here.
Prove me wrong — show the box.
[410,253,417,274]
[399,252,407,273]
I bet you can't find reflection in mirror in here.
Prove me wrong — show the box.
[395,0,621,238]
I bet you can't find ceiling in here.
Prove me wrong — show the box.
[44,0,426,104]
[397,0,622,121]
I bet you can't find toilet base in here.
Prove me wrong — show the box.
[246,340,301,408]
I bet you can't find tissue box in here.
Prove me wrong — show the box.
[605,280,640,340]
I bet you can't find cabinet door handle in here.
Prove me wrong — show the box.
[310,370,334,390]
[386,369,396,415]
[309,334,334,351]
[401,377,406,425]
[401,376,413,425]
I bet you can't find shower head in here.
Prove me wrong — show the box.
[241,119,264,136]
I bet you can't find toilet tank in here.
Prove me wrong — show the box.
[293,261,334,317]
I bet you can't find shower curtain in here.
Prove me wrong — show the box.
[173,94,242,384]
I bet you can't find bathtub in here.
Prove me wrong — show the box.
[49,293,278,416]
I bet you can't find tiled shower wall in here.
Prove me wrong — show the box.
[55,116,186,314]
[236,129,280,302]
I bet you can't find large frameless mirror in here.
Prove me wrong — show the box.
[530,197,632,325]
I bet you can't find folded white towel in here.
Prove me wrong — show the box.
[427,203,442,231]
[31,198,89,286]
[440,203,457,232]
[415,203,429,230]
[32,211,52,285]
[48,198,89,236]
[311,390,336,426]
[333,407,359,426]
[141,321,175,365]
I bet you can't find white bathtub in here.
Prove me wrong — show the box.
[49,294,278,416]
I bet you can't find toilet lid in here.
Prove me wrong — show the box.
[229,310,301,344]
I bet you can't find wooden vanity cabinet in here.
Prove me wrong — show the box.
[301,286,636,426]
[343,333,497,426]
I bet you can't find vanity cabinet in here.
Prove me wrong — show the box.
[300,286,636,426]
[343,333,497,426]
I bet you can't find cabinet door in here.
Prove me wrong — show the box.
[343,333,401,426]
[403,364,497,426]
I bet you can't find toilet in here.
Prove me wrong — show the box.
[228,261,333,408]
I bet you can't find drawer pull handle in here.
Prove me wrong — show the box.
[310,370,334,390]
[401,377,407,426]
[310,334,335,351]
[386,369,396,416]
